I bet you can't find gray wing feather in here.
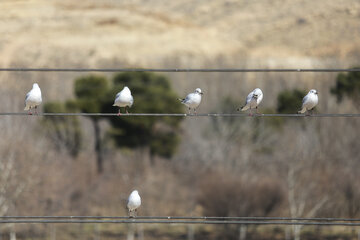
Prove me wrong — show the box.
[183,93,194,103]
[25,92,30,101]
[129,95,134,107]
[302,94,309,105]
[245,91,254,105]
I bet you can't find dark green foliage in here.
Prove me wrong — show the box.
[74,75,109,114]
[73,75,110,172]
[43,72,183,170]
[103,72,184,159]
[331,68,360,104]
[277,89,306,113]
[43,101,82,157]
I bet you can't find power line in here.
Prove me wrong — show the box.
[0,68,360,73]
[2,219,360,226]
[0,113,360,117]
[2,216,360,222]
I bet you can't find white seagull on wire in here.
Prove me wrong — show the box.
[298,89,318,115]
[179,88,203,114]
[238,88,263,115]
[24,83,42,115]
[127,190,141,217]
[113,86,134,115]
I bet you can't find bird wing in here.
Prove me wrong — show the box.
[129,95,134,107]
[183,93,194,103]
[25,92,30,101]
[115,92,121,99]
[245,91,254,105]
[302,93,310,106]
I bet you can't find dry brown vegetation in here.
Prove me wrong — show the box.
[0,0,360,239]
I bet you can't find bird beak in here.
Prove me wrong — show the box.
[200,92,203,95]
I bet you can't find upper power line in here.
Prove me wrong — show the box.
[0,68,360,73]
[0,113,360,117]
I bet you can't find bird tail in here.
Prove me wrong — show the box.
[239,105,248,111]
[178,98,184,103]
[298,107,306,114]
[24,105,30,110]
[112,103,117,106]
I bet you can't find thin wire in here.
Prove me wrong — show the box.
[2,219,360,226]
[2,216,360,222]
[0,68,359,73]
[0,113,359,117]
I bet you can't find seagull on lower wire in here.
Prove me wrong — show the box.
[127,190,141,218]
[298,89,318,115]
[113,86,134,116]
[24,83,42,115]
[179,88,203,114]
[237,88,263,116]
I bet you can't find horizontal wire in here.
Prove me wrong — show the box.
[0,68,360,73]
[0,113,359,118]
[2,216,360,222]
[2,219,360,226]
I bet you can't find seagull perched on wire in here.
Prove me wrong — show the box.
[298,89,318,115]
[179,88,203,114]
[113,86,134,115]
[127,190,141,217]
[237,88,263,116]
[24,83,42,115]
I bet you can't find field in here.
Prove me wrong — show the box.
[0,0,360,239]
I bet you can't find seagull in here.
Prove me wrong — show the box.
[298,89,318,115]
[24,83,42,115]
[127,190,141,217]
[179,88,203,114]
[237,88,263,116]
[113,86,134,115]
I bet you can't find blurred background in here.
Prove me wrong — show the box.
[0,0,360,239]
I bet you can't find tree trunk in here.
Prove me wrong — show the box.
[127,224,135,240]
[92,119,103,174]
[10,224,16,240]
[187,225,194,240]
[238,225,247,240]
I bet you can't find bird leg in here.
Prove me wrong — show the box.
[117,108,121,116]
[249,107,253,116]
[126,106,129,114]
[35,106,38,115]
[256,106,259,115]
[194,108,197,115]
[188,108,191,115]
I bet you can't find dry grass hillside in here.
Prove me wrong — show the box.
[0,0,359,70]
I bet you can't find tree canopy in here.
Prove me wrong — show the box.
[44,72,184,173]
[277,89,306,113]
[102,72,184,158]
[331,68,360,105]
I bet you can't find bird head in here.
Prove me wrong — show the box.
[253,88,263,96]
[195,88,203,95]
[123,86,131,93]
[310,89,318,95]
